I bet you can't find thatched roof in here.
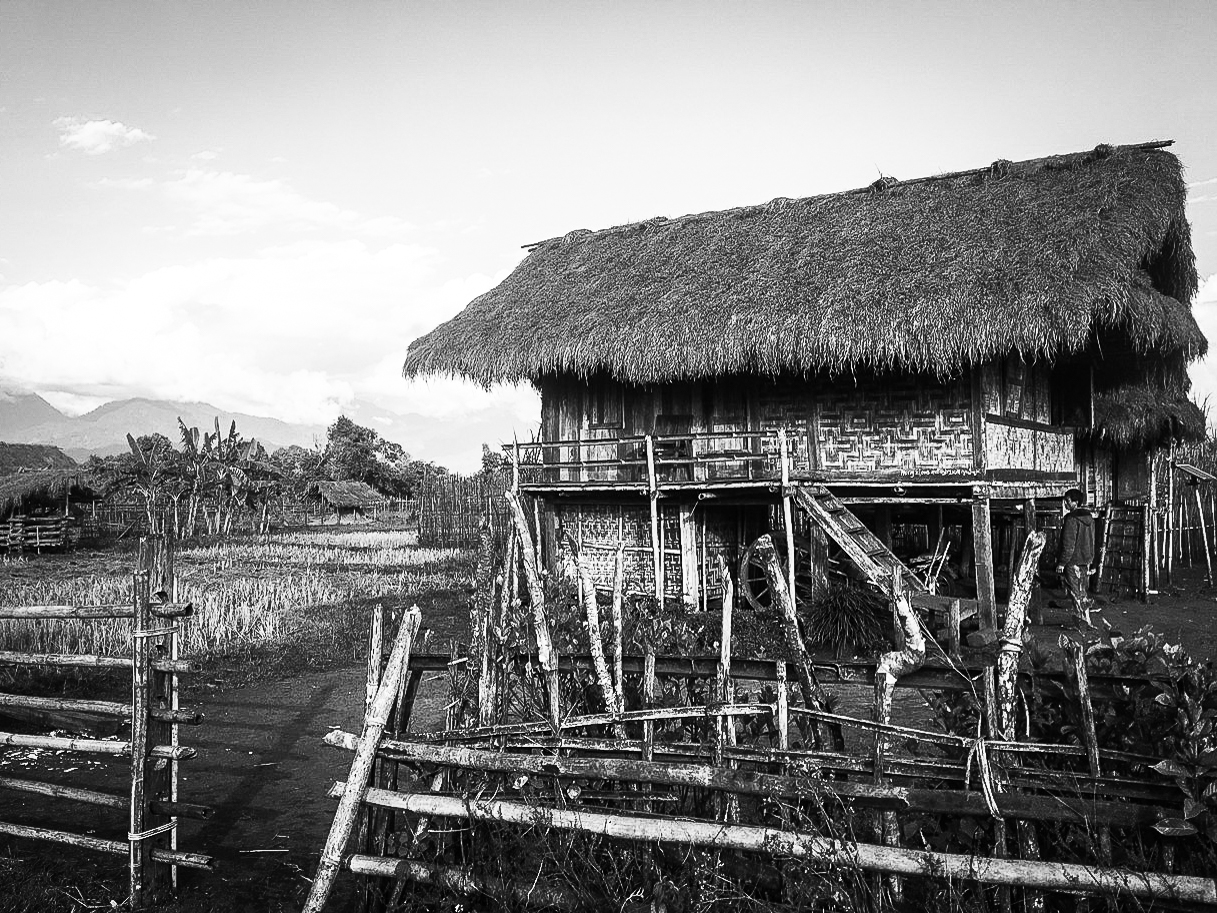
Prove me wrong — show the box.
[404,142,1203,386]
[308,480,384,510]
[0,469,96,520]
[1086,384,1207,451]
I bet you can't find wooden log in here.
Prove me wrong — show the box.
[715,555,734,765]
[0,775,126,808]
[504,491,559,729]
[302,606,421,913]
[0,692,130,718]
[0,650,130,669]
[329,740,910,808]
[149,707,204,725]
[0,821,213,870]
[996,531,1046,912]
[753,534,835,749]
[0,603,132,619]
[573,548,620,721]
[356,789,1217,904]
[346,854,579,911]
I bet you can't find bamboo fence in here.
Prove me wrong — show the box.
[417,470,509,549]
[0,532,214,907]
[305,512,1217,912]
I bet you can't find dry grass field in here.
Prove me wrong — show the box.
[0,522,474,912]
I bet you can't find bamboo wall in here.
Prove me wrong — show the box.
[418,471,510,549]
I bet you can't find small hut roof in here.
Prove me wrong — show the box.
[1086,384,1207,451]
[308,480,384,510]
[0,469,96,520]
[404,142,1203,386]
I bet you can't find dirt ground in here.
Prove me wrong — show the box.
[1,564,1214,911]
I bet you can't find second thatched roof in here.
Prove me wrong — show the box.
[404,142,1203,386]
[309,480,384,510]
[1087,384,1207,450]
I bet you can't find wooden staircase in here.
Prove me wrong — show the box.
[792,486,928,595]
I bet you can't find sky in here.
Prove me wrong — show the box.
[2,1,1217,472]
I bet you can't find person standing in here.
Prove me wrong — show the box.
[1055,488,1096,627]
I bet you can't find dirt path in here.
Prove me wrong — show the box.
[0,664,450,912]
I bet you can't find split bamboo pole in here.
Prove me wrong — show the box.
[1196,487,1212,586]
[778,429,797,604]
[645,433,663,606]
[302,606,421,913]
[356,789,1217,904]
[996,532,1046,913]
[1062,636,1112,865]
[573,549,622,732]
[347,854,579,911]
[610,543,625,711]
[505,490,560,729]
[129,567,153,907]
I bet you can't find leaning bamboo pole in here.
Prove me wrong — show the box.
[505,490,560,729]
[346,854,578,911]
[303,606,421,913]
[357,789,1217,904]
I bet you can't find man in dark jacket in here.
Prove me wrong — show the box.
[1055,488,1096,627]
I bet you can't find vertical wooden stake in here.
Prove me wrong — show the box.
[972,495,998,632]
[129,567,152,909]
[774,661,789,753]
[779,429,797,605]
[506,491,560,730]
[1195,487,1212,586]
[303,608,422,913]
[646,434,663,607]
[1062,635,1112,865]
[947,599,962,658]
[610,544,625,711]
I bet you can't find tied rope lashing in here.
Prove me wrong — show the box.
[132,624,180,639]
[128,819,176,842]
[964,735,1002,819]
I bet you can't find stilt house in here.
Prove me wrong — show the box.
[404,141,1205,624]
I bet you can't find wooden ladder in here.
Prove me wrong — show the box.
[791,486,927,595]
[1095,503,1143,598]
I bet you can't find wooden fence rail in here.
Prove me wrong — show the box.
[0,533,214,908]
[302,522,1217,912]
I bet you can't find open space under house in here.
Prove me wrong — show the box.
[405,140,1206,617]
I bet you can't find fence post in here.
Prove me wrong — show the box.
[133,534,177,904]
[129,565,152,907]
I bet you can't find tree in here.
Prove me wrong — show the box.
[320,415,437,498]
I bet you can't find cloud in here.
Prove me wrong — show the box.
[54,117,155,155]
[0,243,518,435]
[108,167,416,238]
[1187,273,1217,408]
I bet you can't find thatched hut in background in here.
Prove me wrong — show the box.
[0,443,95,552]
[405,140,1204,613]
[307,480,386,524]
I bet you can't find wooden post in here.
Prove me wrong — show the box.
[610,544,625,711]
[1166,448,1175,582]
[1195,486,1212,586]
[505,491,560,729]
[996,532,1047,912]
[129,566,152,908]
[947,599,961,658]
[303,608,421,913]
[646,434,663,607]
[779,429,797,606]
[774,661,789,752]
[134,534,177,905]
[512,437,521,493]
[1062,635,1112,865]
[972,495,998,632]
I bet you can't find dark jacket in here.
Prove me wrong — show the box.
[1058,508,1095,567]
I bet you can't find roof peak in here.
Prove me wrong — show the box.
[523,140,1175,251]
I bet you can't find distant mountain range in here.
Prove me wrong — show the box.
[0,390,531,473]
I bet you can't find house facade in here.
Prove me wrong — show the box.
[405,141,1205,618]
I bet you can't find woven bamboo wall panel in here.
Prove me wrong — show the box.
[986,421,1074,473]
[758,375,973,473]
[554,503,684,599]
